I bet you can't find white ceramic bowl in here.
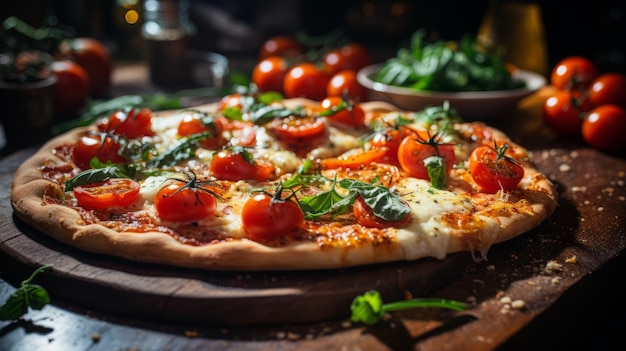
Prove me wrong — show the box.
[357,64,547,119]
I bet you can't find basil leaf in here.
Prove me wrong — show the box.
[339,179,410,222]
[0,291,29,320]
[299,188,354,220]
[65,166,129,191]
[23,285,50,310]
[424,155,446,189]
[147,132,207,168]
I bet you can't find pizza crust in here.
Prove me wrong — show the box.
[10,99,558,271]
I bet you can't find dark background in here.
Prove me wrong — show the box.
[2,0,625,74]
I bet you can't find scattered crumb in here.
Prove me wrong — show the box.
[551,276,562,285]
[91,333,101,343]
[559,164,571,172]
[499,296,512,304]
[287,332,301,340]
[185,330,199,338]
[511,300,526,310]
[565,255,577,264]
[543,260,563,274]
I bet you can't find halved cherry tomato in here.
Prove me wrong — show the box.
[241,191,304,241]
[97,108,155,138]
[587,72,626,109]
[74,178,140,210]
[543,90,585,138]
[397,131,455,180]
[320,148,386,169]
[322,43,372,76]
[468,143,525,193]
[271,115,326,142]
[259,36,305,60]
[550,56,598,91]
[71,133,125,169]
[210,149,275,182]
[154,173,218,222]
[283,62,330,101]
[582,104,626,152]
[353,196,410,229]
[177,114,227,149]
[320,96,366,127]
[252,56,289,93]
[326,70,368,102]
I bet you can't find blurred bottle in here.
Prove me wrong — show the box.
[478,0,549,77]
[142,0,195,86]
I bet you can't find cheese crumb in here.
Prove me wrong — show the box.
[565,255,577,264]
[511,300,526,310]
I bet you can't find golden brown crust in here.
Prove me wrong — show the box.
[10,99,558,271]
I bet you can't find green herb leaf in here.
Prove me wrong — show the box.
[424,155,446,189]
[65,165,130,191]
[147,132,207,169]
[0,265,52,321]
[339,179,410,222]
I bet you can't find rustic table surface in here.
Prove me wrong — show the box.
[1,65,625,351]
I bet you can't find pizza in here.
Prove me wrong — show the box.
[10,94,558,271]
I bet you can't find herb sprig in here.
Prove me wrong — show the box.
[350,290,467,325]
[0,265,52,321]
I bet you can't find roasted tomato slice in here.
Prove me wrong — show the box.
[468,142,525,193]
[319,96,366,127]
[319,148,387,170]
[241,190,304,241]
[73,178,140,210]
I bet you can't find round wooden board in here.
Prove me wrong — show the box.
[0,149,470,326]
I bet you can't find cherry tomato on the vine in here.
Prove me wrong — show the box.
[154,172,218,222]
[51,59,90,117]
[319,96,366,127]
[587,72,626,109]
[74,178,140,210]
[241,190,305,241]
[550,56,599,91]
[582,104,626,152]
[326,70,368,102]
[283,62,331,101]
[259,36,306,60]
[252,56,289,93]
[352,195,410,229]
[71,133,125,169]
[59,37,112,97]
[543,90,585,138]
[468,143,525,193]
[322,43,372,76]
[397,130,455,181]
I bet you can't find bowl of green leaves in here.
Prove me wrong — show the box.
[357,30,546,119]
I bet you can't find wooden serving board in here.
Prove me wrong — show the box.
[0,148,470,325]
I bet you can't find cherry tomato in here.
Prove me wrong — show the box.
[271,115,326,142]
[97,108,155,138]
[210,149,274,182]
[468,143,525,193]
[252,56,289,93]
[582,104,626,152]
[353,196,410,229]
[326,70,368,102]
[322,43,372,76]
[368,128,413,166]
[320,96,366,127]
[241,191,304,241]
[177,114,227,149]
[259,36,305,59]
[550,56,598,91]
[587,72,626,109]
[51,59,90,117]
[397,131,455,180]
[543,90,584,138]
[71,133,125,169]
[59,37,112,97]
[74,178,140,210]
[155,174,217,222]
[283,62,331,101]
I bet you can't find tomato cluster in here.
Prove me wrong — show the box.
[252,35,371,102]
[52,37,113,118]
[543,56,626,152]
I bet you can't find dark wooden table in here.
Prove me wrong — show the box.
[1,65,625,350]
